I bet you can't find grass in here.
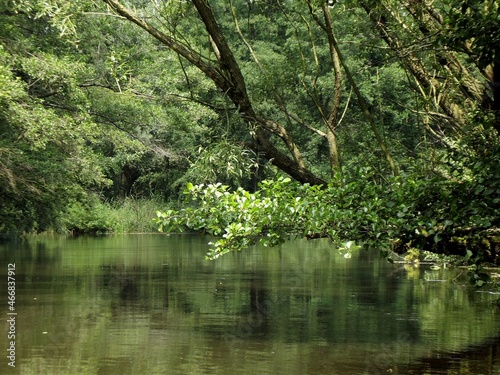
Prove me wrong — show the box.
[107,196,171,233]
[58,195,174,235]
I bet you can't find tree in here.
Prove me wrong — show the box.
[102,0,330,184]
[2,0,498,257]
[358,0,499,138]
[0,1,103,234]
[102,0,410,182]
[101,0,497,182]
[442,0,500,133]
[0,1,202,234]
[147,0,499,267]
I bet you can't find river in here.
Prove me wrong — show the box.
[1,234,499,374]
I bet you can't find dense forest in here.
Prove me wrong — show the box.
[1,0,499,274]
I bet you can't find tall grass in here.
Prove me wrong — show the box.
[107,197,170,233]
[59,195,172,234]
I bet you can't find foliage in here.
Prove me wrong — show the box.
[173,140,270,191]
[108,196,171,233]
[61,195,117,235]
[60,195,170,234]
[1,0,499,275]
[442,0,500,67]
[0,0,218,235]
[0,44,82,234]
[156,133,499,262]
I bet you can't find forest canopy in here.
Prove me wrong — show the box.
[1,0,499,273]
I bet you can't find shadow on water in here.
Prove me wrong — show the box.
[398,335,500,374]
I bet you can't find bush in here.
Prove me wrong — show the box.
[108,197,170,233]
[155,162,499,265]
[61,195,116,235]
[60,195,170,234]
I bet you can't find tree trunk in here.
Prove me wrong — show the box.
[322,4,342,174]
[252,129,326,185]
[493,53,500,135]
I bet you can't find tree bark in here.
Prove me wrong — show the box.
[253,129,326,185]
[493,53,500,135]
[322,4,342,174]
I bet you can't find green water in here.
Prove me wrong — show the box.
[1,234,499,374]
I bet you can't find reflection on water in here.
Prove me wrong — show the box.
[1,234,500,374]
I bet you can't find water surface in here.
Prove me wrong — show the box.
[1,234,499,374]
